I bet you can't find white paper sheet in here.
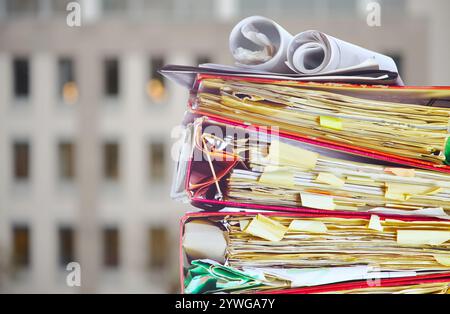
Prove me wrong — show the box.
[368,207,450,220]
[286,30,399,75]
[229,16,294,73]
[243,266,417,287]
[228,16,401,84]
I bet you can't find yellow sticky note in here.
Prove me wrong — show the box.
[259,168,295,188]
[384,168,415,177]
[433,255,450,267]
[244,214,288,242]
[397,230,450,246]
[368,215,383,232]
[300,193,336,210]
[319,116,343,131]
[385,183,442,201]
[268,140,318,170]
[288,220,328,233]
[315,173,345,187]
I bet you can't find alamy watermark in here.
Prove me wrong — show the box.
[66,262,81,287]
[66,2,81,27]
[366,1,381,27]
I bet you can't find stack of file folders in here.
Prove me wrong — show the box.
[163,16,450,294]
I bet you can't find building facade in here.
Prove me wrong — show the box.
[0,0,449,293]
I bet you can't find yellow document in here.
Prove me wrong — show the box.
[315,172,345,187]
[385,183,442,201]
[288,220,328,233]
[319,116,343,131]
[300,193,336,210]
[268,140,318,170]
[244,214,288,242]
[259,168,295,188]
[397,230,450,246]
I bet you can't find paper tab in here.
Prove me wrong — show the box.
[368,207,450,220]
[259,168,295,188]
[385,183,442,201]
[244,214,288,242]
[397,230,450,246]
[433,255,450,267]
[346,176,375,184]
[268,140,318,170]
[288,220,328,233]
[315,172,345,187]
[384,167,415,177]
[319,116,343,130]
[368,215,383,232]
[300,193,336,210]
[239,220,250,231]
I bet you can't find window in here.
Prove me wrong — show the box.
[103,142,120,180]
[103,227,119,268]
[6,0,38,16]
[13,57,30,98]
[179,0,213,19]
[51,0,76,13]
[149,141,165,181]
[389,53,403,78]
[238,0,271,17]
[58,58,78,104]
[58,141,75,180]
[196,56,211,66]
[102,0,127,14]
[58,226,75,267]
[104,58,119,97]
[143,0,173,18]
[147,57,166,102]
[149,226,169,269]
[12,225,30,269]
[13,141,30,181]
[328,0,357,16]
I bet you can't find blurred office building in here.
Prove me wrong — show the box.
[0,0,449,293]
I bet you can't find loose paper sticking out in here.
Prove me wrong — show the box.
[319,116,343,131]
[433,255,450,267]
[397,230,450,246]
[288,220,328,233]
[368,215,383,232]
[239,220,250,231]
[346,176,375,184]
[258,168,295,188]
[268,140,318,170]
[384,167,415,177]
[315,172,345,187]
[300,193,336,210]
[368,207,450,220]
[385,183,442,201]
[183,220,227,262]
[244,214,288,242]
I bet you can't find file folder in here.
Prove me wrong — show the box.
[180,211,450,294]
[161,68,450,172]
[173,116,450,219]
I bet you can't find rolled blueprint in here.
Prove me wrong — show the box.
[229,16,293,73]
[286,30,399,74]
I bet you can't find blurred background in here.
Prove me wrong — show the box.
[0,0,450,293]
